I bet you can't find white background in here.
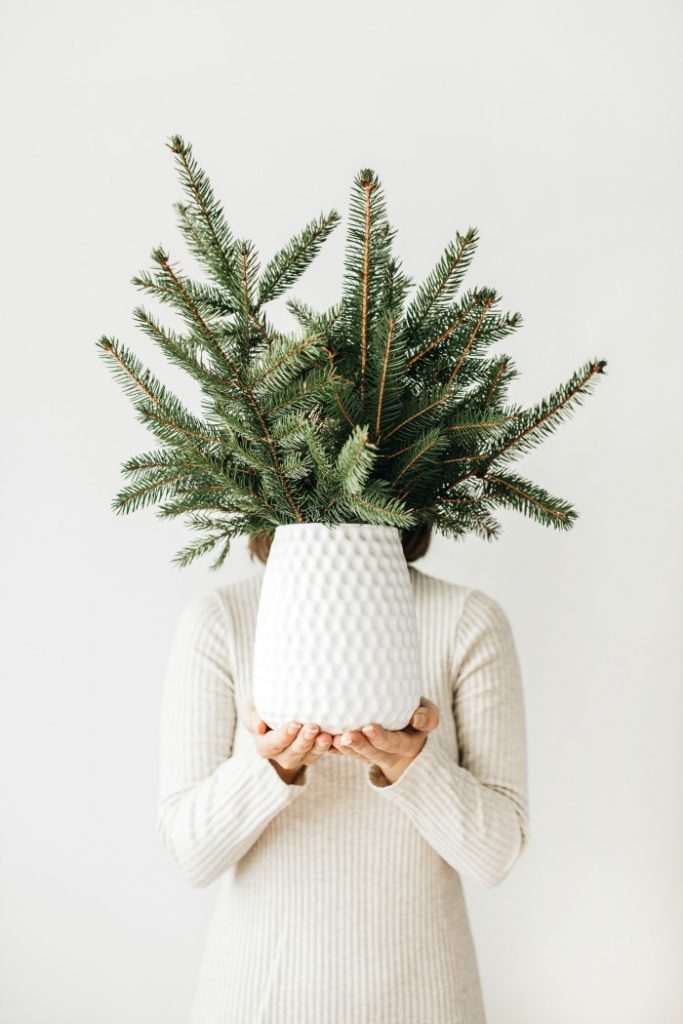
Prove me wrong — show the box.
[1,1,681,1021]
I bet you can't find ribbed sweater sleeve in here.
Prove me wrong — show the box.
[156,590,309,889]
[365,587,529,888]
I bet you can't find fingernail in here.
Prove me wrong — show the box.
[341,732,353,745]
[317,736,329,747]
[413,714,426,728]
[288,722,301,735]
[303,726,318,738]
[362,726,375,737]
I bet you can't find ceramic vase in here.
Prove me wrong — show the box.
[252,522,423,734]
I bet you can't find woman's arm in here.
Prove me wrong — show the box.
[366,588,529,888]
[156,590,310,889]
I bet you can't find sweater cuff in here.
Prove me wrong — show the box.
[365,729,455,795]
[235,736,311,799]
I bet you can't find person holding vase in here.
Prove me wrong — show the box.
[156,523,529,1024]
[96,139,603,1024]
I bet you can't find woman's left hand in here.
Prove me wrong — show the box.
[331,696,440,784]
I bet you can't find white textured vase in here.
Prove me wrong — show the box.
[252,523,423,734]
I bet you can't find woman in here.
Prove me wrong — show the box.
[156,524,529,1023]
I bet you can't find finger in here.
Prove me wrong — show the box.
[303,731,333,764]
[256,719,302,759]
[333,730,376,762]
[410,697,440,732]
[241,699,268,736]
[289,722,320,757]
[359,722,417,756]
[336,746,369,761]
[278,722,321,769]
[333,741,370,762]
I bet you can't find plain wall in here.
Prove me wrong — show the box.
[1,1,681,1021]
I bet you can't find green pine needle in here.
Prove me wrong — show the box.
[97,136,609,569]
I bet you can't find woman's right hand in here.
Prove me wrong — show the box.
[240,699,335,784]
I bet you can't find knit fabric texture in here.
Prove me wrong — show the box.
[156,564,529,1024]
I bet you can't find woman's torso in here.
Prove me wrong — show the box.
[189,566,487,1024]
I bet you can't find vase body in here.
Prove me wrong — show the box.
[252,523,423,734]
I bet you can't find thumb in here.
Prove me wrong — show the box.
[240,698,267,735]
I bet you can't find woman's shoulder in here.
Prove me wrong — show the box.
[409,566,512,631]
[176,569,264,627]
[409,563,474,605]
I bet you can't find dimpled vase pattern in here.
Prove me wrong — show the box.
[252,523,423,734]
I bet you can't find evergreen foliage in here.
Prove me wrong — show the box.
[97,135,608,569]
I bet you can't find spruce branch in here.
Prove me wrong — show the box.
[482,471,578,529]
[404,226,479,342]
[485,359,608,468]
[359,174,375,412]
[342,485,417,528]
[166,135,236,288]
[406,291,482,369]
[258,210,342,304]
[98,139,609,566]
[373,314,396,440]
[172,531,226,569]
[247,333,324,393]
[149,247,236,374]
[336,425,376,495]
[482,357,511,409]
[131,268,233,322]
[392,429,449,484]
[286,297,344,341]
[112,470,196,515]
[233,238,261,360]
[130,306,226,392]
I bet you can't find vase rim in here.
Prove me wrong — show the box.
[273,522,400,534]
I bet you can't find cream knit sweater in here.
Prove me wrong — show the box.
[156,564,529,1024]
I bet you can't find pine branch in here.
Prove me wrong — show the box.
[121,449,186,474]
[392,428,449,485]
[403,227,479,342]
[97,336,225,450]
[270,414,316,449]
[482,470,578,529]
[260,367,338,418]
[133,254,309,522]
[337,169,396,418]
[131,267,233,321]
[286,298,344,345]
[130,306,231,394]
[171,531,226,570]
[444,408,520,436]
[380,294,496,443]
[373,314,396,439]
[171,511,256,571]
[406,289,483,369]
[359,175,374,410]
[112,470,196,514]
[99,142,609,557]
[147,247,237,375]
[485,359,608,467]
[258,210,341,304]
[167,135,236,288]
[482,357,511,409]
[342,485,417,527]
[137,403,228,451]
[233,238,261,360]
[336,425,376,495]
[247,333,325,394]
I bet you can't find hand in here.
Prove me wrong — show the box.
[330,696,440,784]
[240,699,335,784]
